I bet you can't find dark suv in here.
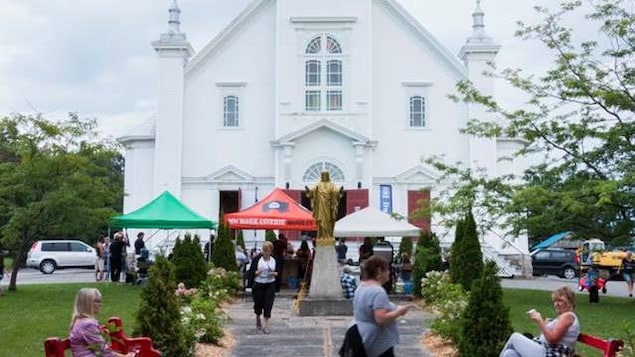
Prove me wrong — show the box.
[531,248,579,279]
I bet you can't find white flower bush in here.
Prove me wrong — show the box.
[421,270,468,342]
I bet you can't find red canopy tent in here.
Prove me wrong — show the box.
[225,188,316,231]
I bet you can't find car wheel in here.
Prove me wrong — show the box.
[562,267,576,279]
[40,260,56,274]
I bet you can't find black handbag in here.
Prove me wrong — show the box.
[339,324,367,357]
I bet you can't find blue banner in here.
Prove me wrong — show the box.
[379,184,392,213]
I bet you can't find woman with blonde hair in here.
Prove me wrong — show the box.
[247,240,278,334]
[69,288,134,357]
[500,286,580,357]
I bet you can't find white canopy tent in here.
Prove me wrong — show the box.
[334,206,421,237]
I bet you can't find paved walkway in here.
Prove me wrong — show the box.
[225,291,435,357]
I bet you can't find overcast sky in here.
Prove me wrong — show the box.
[0,0,589,139]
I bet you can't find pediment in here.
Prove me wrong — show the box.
[271,119,375,147]
[205,165,255,182]
[395,165,439,183]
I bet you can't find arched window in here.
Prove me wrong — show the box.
[304,35,343,112]
[223,96,239,127]
[306,37,321,54]
[409,96,425,127]
[303,162,345,185]
[326,36,341,54]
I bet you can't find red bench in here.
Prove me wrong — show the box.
[44,317,160,357]
[576,333,623,357]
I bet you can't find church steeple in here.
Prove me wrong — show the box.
[168,0,182,35]
[468,0,491,44]
[154,0,192,47]
[150,0,194,198]
[458,0,500,62]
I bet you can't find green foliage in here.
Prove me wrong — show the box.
[451,210,484,291]
[265,229,276,243]
[181,296,227,345]
[412,231,443,297]
[172,233,208,288]
[426,1,635,245]
[421,270,468,343]
[0,114,124,290]
[398,237,414,257]
[198,267,241,302]
[621,324,635,357]
[179,266,239,346]
[212,221,238,272]
[458,261,512,357]
[135,255,191,357]
[235,230,245,249]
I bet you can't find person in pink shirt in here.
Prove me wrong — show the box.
[69,288,135,357]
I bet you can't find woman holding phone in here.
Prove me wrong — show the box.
[350,255,416,357]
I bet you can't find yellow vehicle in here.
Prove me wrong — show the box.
[576,239,628,279]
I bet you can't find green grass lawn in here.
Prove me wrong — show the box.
[504,288,634,356]
[0,283,142,357]
[1,285,633,357]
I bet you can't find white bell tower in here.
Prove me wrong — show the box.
[151,0,194,197]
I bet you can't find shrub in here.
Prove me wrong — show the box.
[212,221,237,272]
[449,218,464,284]
[172,233,208,288]
[421,270,468,343]
[199,267,241,302]
[265,229,276,243]
[451,209,483,292]
[458,261,512,357]
[398,237,414,257]
[235,230,245,250]
[181,296,227,345]
[412,231,443,297]
[135,255,191,356]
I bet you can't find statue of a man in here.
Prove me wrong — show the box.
[305,171,344,240]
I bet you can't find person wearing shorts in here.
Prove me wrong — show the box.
[618,251,634,298]
[94,235,105,281]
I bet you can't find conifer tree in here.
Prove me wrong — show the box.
[458,261,512,357]
[450,218,464,284]
[135,255,191,356]
[212,221,237,272]
[265,229,276,243]
[451,209,484,291]
[412,231,443,297]
[172,233,208,288]
[398,237,414,258]
[236,229,245,249]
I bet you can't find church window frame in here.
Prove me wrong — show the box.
[304,34,344,112]
[303,161,345,185]
[223,95,239,127]
[409,96,425,128]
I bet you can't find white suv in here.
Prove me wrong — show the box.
[26,240,96,274]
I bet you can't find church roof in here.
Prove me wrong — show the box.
[185,0,468,78]
[118,114,156,143]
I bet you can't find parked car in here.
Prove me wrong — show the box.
[531,248,579,279]
[26,240,96,274]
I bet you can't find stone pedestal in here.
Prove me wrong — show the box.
[299,241,351,316]
[308,244,341,298]
[298,297,353,316]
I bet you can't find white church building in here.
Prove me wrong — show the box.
[120,0,530,275]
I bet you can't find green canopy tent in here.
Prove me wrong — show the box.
[110,191,215,229]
